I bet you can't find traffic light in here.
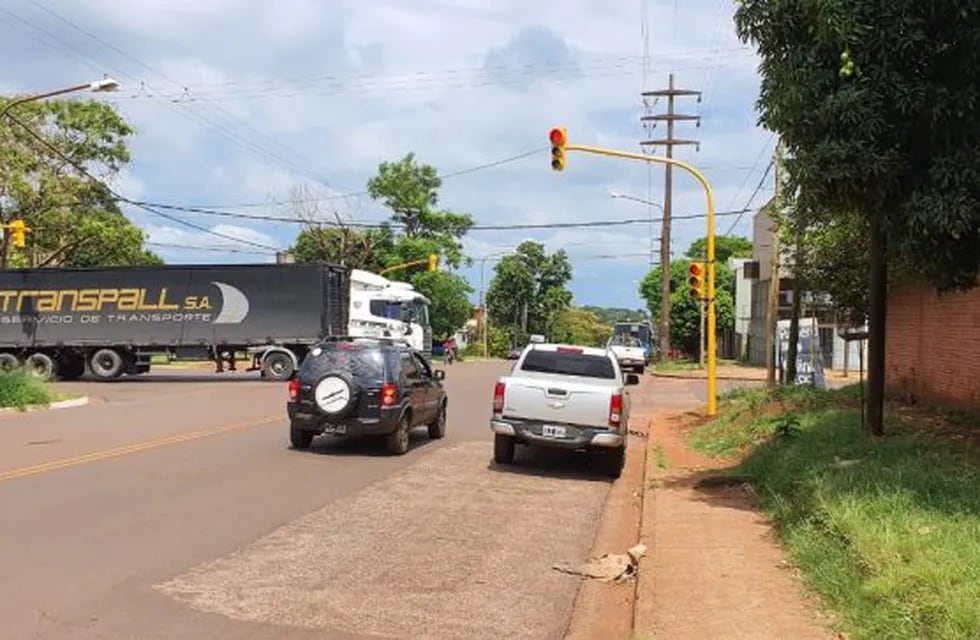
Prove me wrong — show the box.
[427,253,439,272]
[7,219,28,249]
[549,127,567,171]
[688,261,705,301]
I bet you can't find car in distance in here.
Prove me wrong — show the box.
[287,337,447,455]
[607,334,647,374]
[490,343,639,478]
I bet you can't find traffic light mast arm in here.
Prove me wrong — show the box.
[562,142,717,416]
[378,254,439,276]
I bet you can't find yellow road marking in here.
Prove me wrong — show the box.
[0,415,281,483]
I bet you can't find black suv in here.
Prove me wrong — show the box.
[286,337,447,455]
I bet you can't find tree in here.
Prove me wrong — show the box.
[0,97,159,268]
[292,225,394,271]
[581,306,648,326]
[486,240,573,340]
[550,307,613,347]
[684,235,753,263]
[734,1,980,433]
[410,270,473,340]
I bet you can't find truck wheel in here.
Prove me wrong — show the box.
[386,414,411,455]
[261,351,295,381]
[428,402,447,439]
[493,434,516,464]
[90,349,124,380]
[57,353,86,381]
[601,446,626,479]
[0,353,19,373]
[289,426,314,450]
[25,353,57,381]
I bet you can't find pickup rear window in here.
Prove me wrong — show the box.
[520,349,616,379]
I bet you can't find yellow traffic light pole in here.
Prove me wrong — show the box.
[557,139,718,416]
[378,253,439,276]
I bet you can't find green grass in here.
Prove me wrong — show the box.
[653,359,701,372]
[693,385,980,639]
[0,372,53,409]
[653,443,670,470]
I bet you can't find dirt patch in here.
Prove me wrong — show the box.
[633,411,834,639]
[155,442,611,640]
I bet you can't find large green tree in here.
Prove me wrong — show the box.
[0,97,160,269]
[550,306,613,347]
[734,0,980,433]
[684,235,753,263]
[486,240,573,343]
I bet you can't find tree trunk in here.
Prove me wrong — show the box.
[867,212,887,436]
[786,278,802,384]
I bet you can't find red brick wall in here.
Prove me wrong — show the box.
[886,282,980,409]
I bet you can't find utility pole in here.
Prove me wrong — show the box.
[765,140,784,387]
[641,74,700,362]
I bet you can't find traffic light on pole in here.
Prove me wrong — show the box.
[688,261,705,301]
[549,127,567,171]
[427,253,439,272]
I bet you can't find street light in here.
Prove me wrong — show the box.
[609,190,663,266]
[1,78,120,120]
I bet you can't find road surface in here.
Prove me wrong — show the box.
[0,362,641,640]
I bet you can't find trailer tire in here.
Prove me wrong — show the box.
[25,352,57,381]
[261,350,295,381]
[57,353,86,381]
[0,353,19,373]
[90,349,124,380]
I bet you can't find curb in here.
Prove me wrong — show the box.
[651,371,766,382]
[0,395,89,415]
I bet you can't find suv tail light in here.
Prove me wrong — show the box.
[287,378,300,403]
[608,393,623,428]
[381,383,398,407]
[493,382,506,416]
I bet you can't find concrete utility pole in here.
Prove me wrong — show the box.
[641,74,700,361]
[765,140,784,387]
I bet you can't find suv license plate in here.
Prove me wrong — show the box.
[323,424,347,435]
[542,425,567,438]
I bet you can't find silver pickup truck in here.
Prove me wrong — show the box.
[490,343,639,478]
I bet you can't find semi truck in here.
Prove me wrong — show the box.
[0,263,432,382]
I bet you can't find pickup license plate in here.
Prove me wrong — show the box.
[542,424,567,438]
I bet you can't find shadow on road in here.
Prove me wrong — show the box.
[292,429,438,457]
[488,446,614,483]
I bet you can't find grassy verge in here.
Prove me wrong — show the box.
[690,384,980,639]
[0,372,53,409]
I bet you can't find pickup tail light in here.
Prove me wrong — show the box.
[493,382,506,416]
[381,383,398,407]
[608,393,623,428]
[287,378,300,403]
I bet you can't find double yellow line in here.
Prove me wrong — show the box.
[0,415,280,483]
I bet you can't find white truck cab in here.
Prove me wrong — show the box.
[347,269,432,354]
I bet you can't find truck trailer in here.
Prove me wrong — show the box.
[0,263,351,382]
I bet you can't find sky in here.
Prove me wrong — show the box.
[0,0,774,310]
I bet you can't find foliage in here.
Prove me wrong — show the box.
[366,152,473,268]
[794,211,870,325]
[581,305,648,326]
[0,372,52,409]
[694,385,980,638]
[550,306,612,347]
[292,224,394,272]
[485,240,573,339]
[0,96,160,268]
[410,270,473,340]
[684,235,753,263]
[734,0,980,291]
[639,237,737,357]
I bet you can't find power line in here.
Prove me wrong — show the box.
[724,159,774,236]
[145,242,276,256]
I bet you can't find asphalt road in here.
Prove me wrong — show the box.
[0,361,637,640]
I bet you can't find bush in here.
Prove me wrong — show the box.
[0,372,52,409]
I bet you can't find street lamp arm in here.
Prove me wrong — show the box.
[1,78,120,120]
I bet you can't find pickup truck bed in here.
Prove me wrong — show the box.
[490,343,638,478]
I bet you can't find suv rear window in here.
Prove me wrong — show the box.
[520,349,616,379]
[300,342,387,383]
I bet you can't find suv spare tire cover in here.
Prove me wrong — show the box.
[313,372,358,417]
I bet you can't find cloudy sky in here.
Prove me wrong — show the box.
[1,0,774,309]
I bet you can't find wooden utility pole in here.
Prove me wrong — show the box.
[641,74,700,361]
[765,141,784,387]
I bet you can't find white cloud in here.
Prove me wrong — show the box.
[2,0,770,307]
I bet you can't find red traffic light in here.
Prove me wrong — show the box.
[688,262,703,277]
[549,127,567,146]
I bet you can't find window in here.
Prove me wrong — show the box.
[300,343,385,384]
[369,299,402,320]
[520,349,616,379]
[400,352,420,380]
[412,353,432,378]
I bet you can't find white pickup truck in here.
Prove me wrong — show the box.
[607,335,647,374]
[490,343,639,478]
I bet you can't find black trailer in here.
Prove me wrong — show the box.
[0,263,349,381]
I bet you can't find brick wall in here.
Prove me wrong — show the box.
[886,282,980,409]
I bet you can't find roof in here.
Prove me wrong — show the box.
[528,343,613,358]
